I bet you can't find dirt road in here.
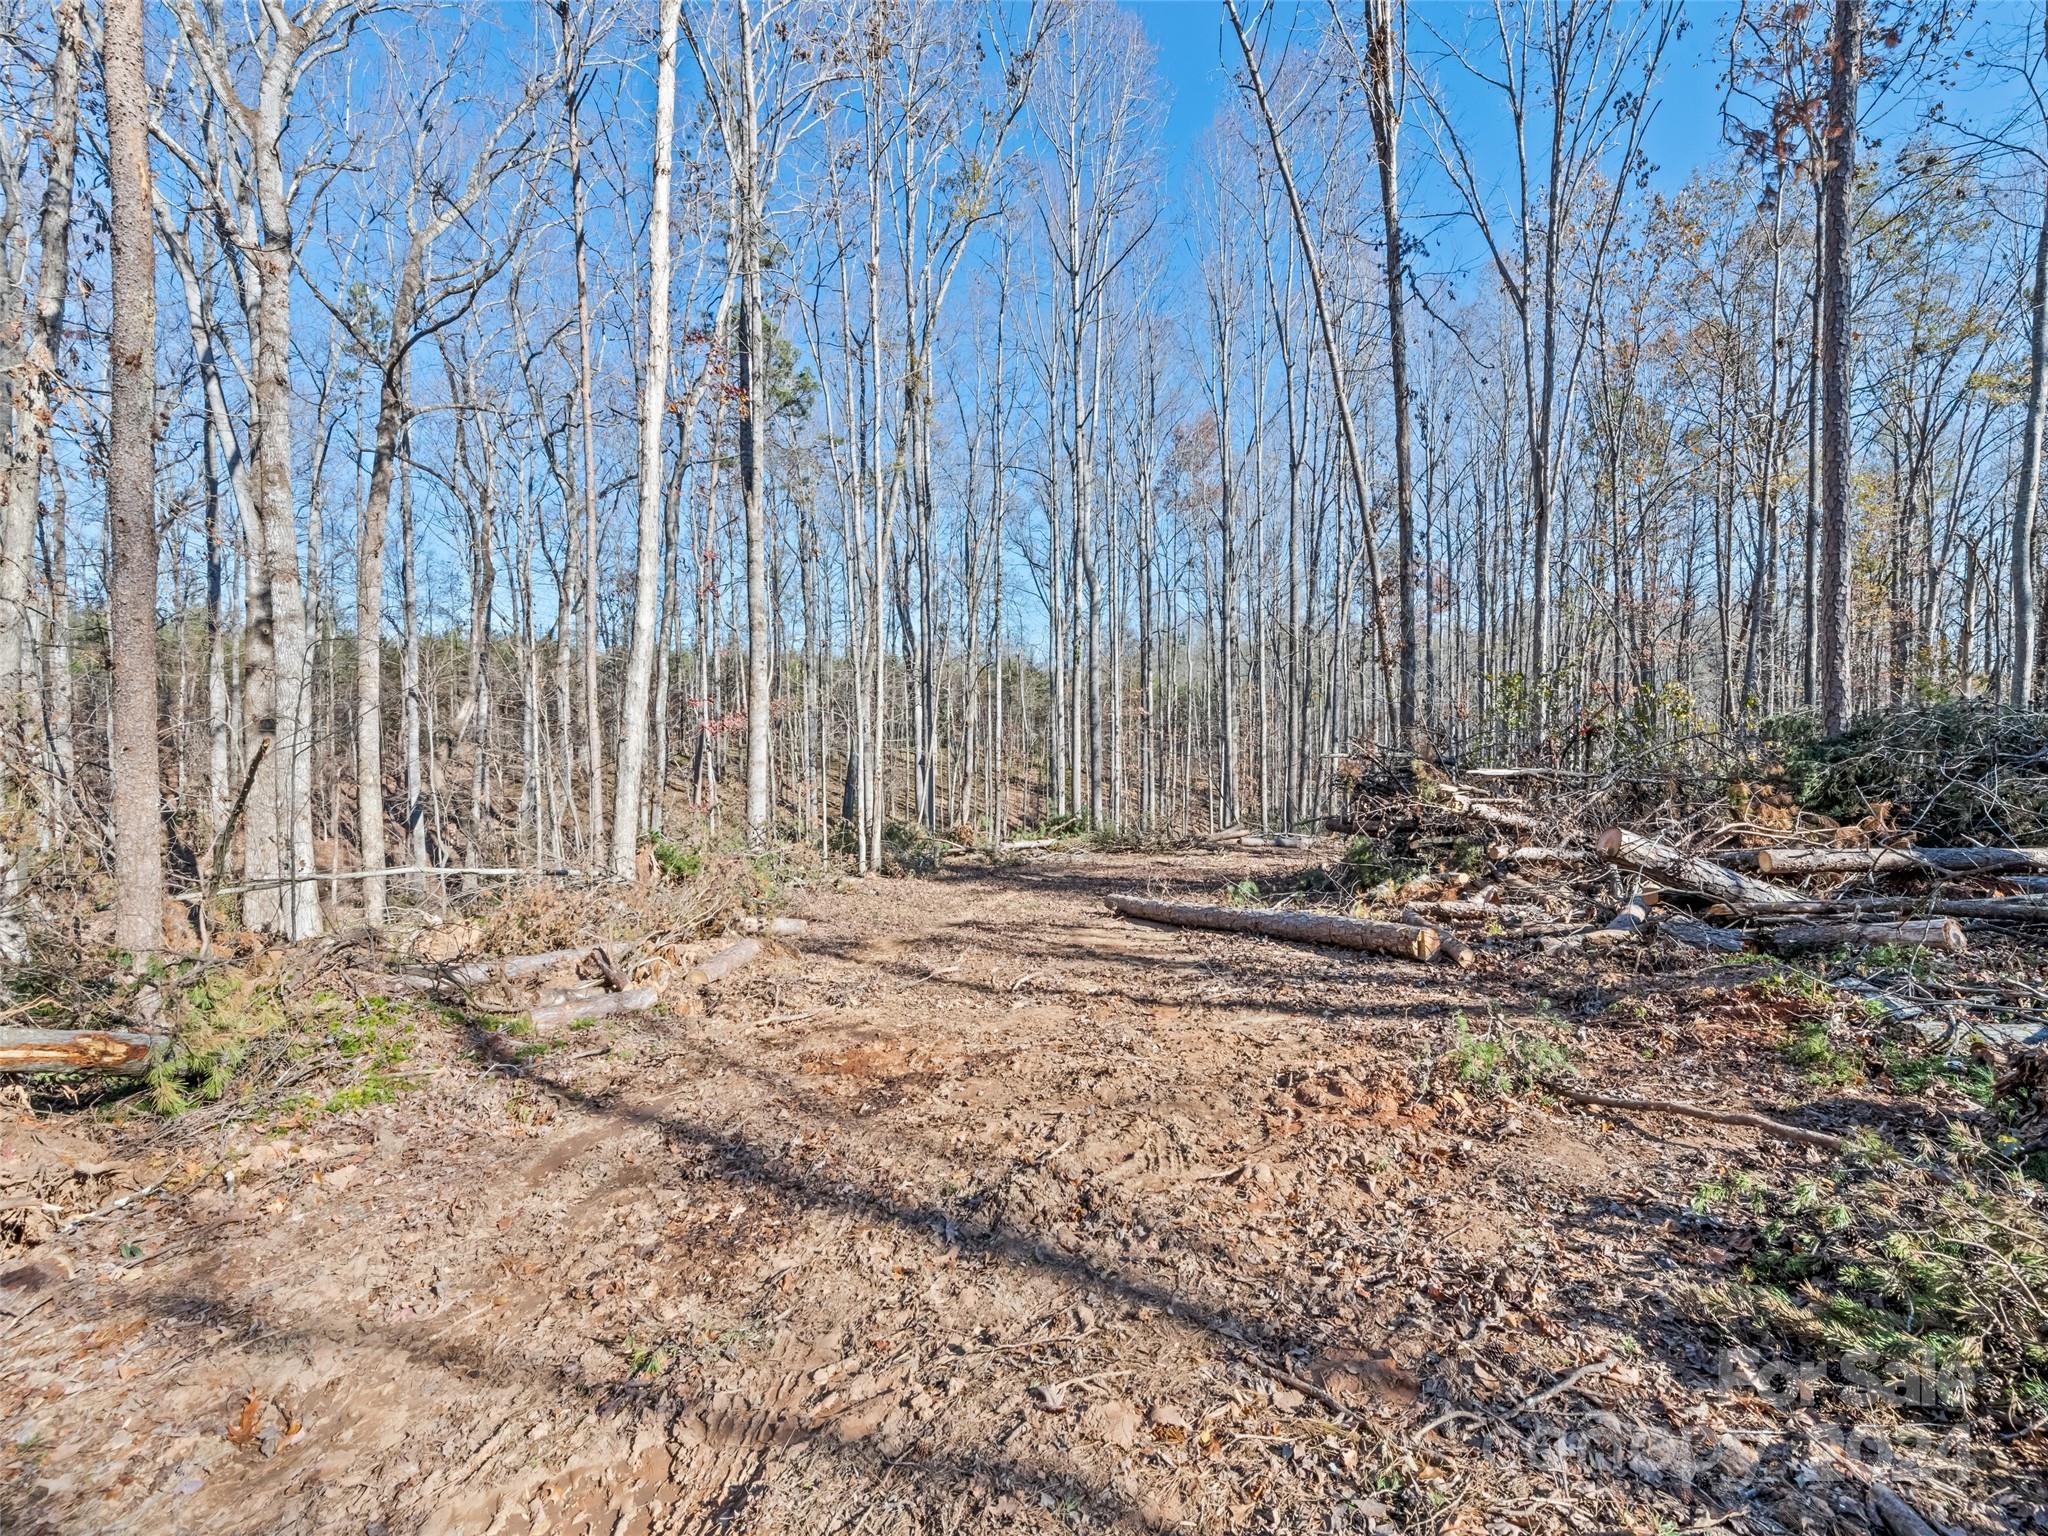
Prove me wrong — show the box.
[0,851,1999,1533]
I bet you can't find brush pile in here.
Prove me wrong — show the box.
[1319,743,2048,967]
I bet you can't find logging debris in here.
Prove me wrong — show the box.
[1308,752,2048,975]
[1105,892,1441,963]
[0,1028,164,1078]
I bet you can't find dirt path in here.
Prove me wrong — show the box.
[0,852,2001,1533]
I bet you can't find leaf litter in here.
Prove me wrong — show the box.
[0,848,2043,1534]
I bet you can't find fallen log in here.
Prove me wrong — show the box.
[1751,847,1925,877]
[1555,1086,1844,1151]
[1584,886,1650,949]
[688,937,763,987]
[1401,897,1546,925]
[384,945,599,993]
[1597,828,1800,907]
[1106,893,1440,962]
[1737,894,2048,922]
[1710,849,1765,871]
[1658,917,1751,954]
[0,1027,164,1077]
[1754,846,2048,877]
[1497,846,1594,870]
[1433,779,1543,833]
[528,986,658,1031]
[533,981,607,1010]
[1924,897,2048,921]
[1398,909,1477,968]
[737,915,808,937]
[1764,917,1966,955]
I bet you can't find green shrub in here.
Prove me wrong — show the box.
[1690,1150,2048,1419]
[651,836,702,881]
[1444,1011,1572,1096]
[1766,703,2048,843]
[145,969,286,1116]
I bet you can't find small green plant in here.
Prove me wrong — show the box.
[145,968,287,1116]
[1858,942,1939,979]
[322,1080,400,1114]
[321,997,419,1115]
[622,1335,674,1379]
[1222,878,1262,907]
[1341,836,1420,890]
[1688,1151,2048,1419]
[1781,1014,1861,1088]
[1755,969,1831,1007]
[880,820,945,875]
[1444,1011,1571,1095]
[651,836,702,881]
[1879,1043,1996,1105]
[1447,837,1489,876]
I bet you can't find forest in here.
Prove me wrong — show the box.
[0,0,2040,942]
[6,2,2048,1535]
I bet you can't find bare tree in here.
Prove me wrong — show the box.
[1416,0,1673,748]
[0,0,82,962]
[105,0,164,954]
[683,0,827,846]
[313,41,551,922]
[1227,0,1395,732]
[1332,0,1418,748]
[1818,0,1863,733]
[610,0,683,876]
[156,0,366,938]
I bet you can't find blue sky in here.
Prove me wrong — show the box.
[1131,1,2038,214]
[1132,0,1735,208]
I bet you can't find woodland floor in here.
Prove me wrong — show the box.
[3,849,2043,1535]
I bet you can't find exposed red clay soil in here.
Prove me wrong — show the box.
[3,850,2039,1534]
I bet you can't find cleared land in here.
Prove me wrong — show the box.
[2,849,2041,1534]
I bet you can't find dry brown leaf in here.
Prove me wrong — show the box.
[228,1393,263,1448]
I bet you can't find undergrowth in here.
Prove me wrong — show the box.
[1688,1143,2048,1420]
[1443,1010,1572,1096]
[145,968,287,1116]
[1766,703,2048,843]
[880,819,946,875]
[1879,1043,1997,1106]
[1779,1013,1861,1089]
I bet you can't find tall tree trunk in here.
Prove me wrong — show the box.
[738,3,773,845]
[610,0,680,877]
[1817,0,1862,736]
[0,0,81,964]
[2012,181,2048,707]
[1802,166,1823,707]
[565,19,606,865]
[203,428,230,836]
[1362,0,1418,750]
[399,447,427,884]
[353,286,417,926]
[105,0,164,956]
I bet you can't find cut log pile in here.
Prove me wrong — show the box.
[1336,757,2048,960]
[388,925,786,1030]
[1105,755,2048,981]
